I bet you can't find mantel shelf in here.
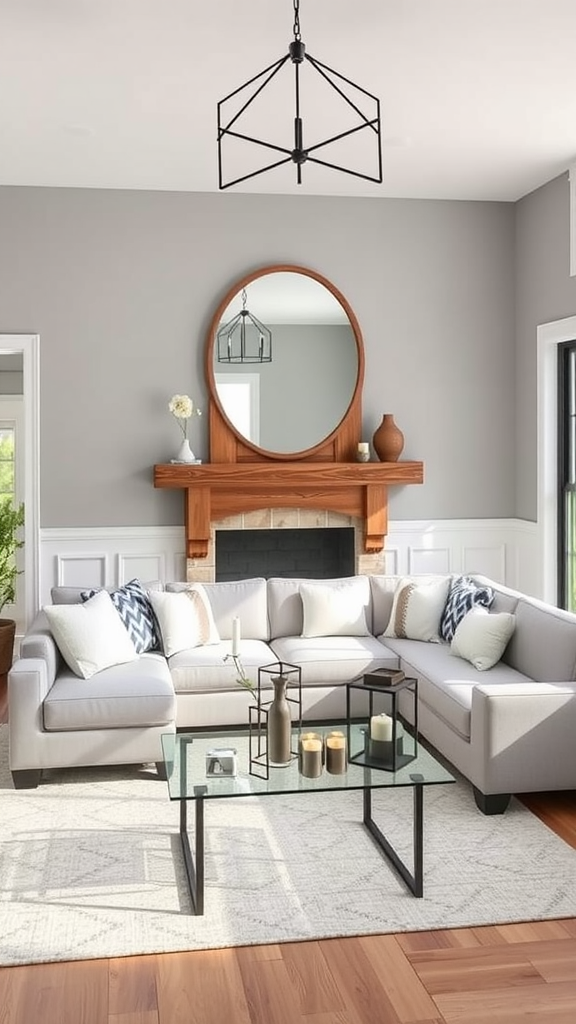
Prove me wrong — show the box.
[154,460,424,559]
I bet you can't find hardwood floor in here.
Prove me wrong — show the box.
[2,678,576,1023]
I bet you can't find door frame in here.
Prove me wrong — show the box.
[0,334,40,630]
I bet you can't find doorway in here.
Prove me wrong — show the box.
[0,335,40,634]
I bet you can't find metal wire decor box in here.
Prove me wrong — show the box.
[248,661,302,779]
[346,674,419,773]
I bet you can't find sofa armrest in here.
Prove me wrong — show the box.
[470,681,576,793]
[19,611,61,682]
[8,658,53,770]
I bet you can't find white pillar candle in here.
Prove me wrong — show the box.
[358,441,369,453]
[232,617,241,656]
[370,713,393,741]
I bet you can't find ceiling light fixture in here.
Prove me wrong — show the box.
[217,0,382,190]
[216,288,272,364]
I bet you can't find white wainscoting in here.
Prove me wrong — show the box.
[39,518,540,615]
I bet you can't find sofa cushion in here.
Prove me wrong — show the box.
[44,590,139,679]
[270,634,398,686]
[382,636,530,740]
[267,576,371,639]
[383,577,451,643]
[81,578,160,654]
[502,597,576,682]
[450,608,516,671]
[148,589,220,657]
[43,652,175,731]
[168,578,269,642]
[300,581,370,637]
[169,639,275,694]
[440,575,495,642]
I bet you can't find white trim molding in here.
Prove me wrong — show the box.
[39,519,540,616]
[537,314,576,603]
[565,164,569,278]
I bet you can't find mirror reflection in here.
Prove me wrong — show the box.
[212,270,359,454]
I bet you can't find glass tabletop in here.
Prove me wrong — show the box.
[161,723,455,801]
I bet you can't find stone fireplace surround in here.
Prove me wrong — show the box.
[184,507,387,584]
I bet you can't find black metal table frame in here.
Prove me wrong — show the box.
[177,776,425,916]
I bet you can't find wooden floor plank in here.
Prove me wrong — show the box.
[278,940,346,1016]
[236,957,305,1024]
[359,934,439,1022]
[495,920,574,944]
[108,1013,159,1024]
[434,978,576,1023]
[3,959,110,1024]
[108,955,158,1015]
[155,949,252,1024]
[318,938,401,1024]
[411,948,543,994]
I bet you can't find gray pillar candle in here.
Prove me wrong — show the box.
[326,735,347,774]
[299,737,323,778]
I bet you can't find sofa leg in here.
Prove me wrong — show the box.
[12,769,42,789]
[473,786,511,815]
[155,761,168,781]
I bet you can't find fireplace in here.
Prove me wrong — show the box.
[215,527,355,581]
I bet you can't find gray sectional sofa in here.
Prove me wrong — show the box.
[8,573,576,813]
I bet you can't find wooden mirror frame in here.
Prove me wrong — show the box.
[205,264,365,463]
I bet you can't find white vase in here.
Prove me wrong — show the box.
[175,438,196,463]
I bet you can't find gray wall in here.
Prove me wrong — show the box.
[0,186,515,527]
[515,173,576,521]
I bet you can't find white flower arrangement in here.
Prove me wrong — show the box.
[168,394,201,439]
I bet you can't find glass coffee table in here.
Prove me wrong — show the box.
[161,723,455,915]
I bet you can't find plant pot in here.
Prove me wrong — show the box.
[0,617,16,683]
[372,414,405,462]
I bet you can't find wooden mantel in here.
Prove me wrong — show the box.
[154,460,424,559]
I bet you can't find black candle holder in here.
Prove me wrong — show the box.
[346,673,418,772]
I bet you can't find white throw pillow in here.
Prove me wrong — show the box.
[300,582,370,637]
[450,607,516,671]
[383,577,451,643]
[148,587,220,657]
[44,589,138,679]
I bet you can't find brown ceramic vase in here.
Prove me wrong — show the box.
[372,414,405,462]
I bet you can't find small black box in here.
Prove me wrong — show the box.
[363,668,405,688]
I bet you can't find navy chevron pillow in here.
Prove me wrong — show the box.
[81,578,160,654]
[440,576,495,642]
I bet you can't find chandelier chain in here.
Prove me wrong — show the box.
[293,0,301,41]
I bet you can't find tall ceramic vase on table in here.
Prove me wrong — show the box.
[372,414,405,462]
[267,674,292,766]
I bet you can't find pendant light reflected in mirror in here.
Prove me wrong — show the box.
[216,287,272,364]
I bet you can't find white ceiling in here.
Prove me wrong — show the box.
[2,0,576,202]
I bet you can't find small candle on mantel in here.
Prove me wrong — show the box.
[370,713,393,742]
[358,442,369,453]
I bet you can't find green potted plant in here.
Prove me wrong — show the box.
[0,499,25,681]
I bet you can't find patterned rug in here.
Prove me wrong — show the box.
[1,726,576,966]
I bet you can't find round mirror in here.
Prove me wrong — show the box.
[206,265,363,457]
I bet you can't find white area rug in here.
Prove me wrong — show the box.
[1,726,576,966]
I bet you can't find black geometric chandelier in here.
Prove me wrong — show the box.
[216,288,272,364]
[217,0,382,190]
